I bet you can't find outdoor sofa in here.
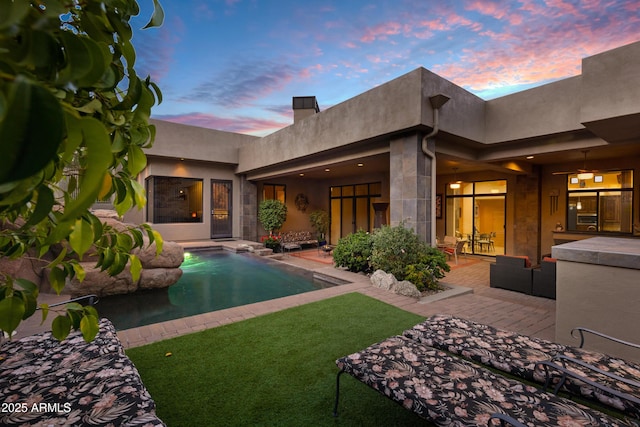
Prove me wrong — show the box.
[532,256,557,299]
[489,255,534,294]
[334,314,640,426]
[0,318,164,426]
[280,230,318,253]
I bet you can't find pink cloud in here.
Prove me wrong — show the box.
[155,112,290,136]
[360,21,404,42]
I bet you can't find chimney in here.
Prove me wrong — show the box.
[292,96,320,123]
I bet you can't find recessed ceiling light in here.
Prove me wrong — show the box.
[299,173,304,177]
[357,163,364,167]
[526,156,534,159]
[325,168,330,172]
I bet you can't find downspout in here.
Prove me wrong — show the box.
[421,94,450,246]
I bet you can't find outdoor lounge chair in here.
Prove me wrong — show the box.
[334,334,639,426]
[403,314,640,419]
[0,318,165,426]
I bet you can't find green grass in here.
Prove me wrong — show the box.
[126,293,429,426]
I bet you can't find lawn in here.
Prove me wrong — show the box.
[126,292,430,426]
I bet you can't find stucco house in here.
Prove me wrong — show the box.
[124,41,640,264]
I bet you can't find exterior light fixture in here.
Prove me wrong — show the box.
[299,173,304,177]
[357,163,364,167]
[526,155,534,159]
[324,168,330,172]
[449,167,461,189]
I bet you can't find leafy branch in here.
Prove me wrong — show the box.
[0,0,165,341]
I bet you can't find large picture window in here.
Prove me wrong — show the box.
[146,176,203,223]
[566,170,633,233]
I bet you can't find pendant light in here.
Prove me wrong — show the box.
[449,167,461,189]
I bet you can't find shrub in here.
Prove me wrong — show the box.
[332,230,373,273]
[333,224,450,291]
[370,224,425,280]
[263,236,281,252]
[405,247,450,292]
[370,224,450,291]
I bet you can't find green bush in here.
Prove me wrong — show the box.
[405,247,450,292]
[370,224,425,280]
[332,230,373,273]
[333,224,450,291]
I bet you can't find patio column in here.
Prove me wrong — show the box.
[239,176,257,241]
[389,133,434,243]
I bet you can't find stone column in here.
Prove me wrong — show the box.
[239,176,257,241]
[389,133,434,243]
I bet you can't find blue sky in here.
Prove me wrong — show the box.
[130,0,640,136]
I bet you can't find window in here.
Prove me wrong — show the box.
[566,170,633,233]
[263,184,285,202]
[146,176,203,223]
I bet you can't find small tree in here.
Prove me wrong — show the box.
[309,209,329,240]
[0,0,165,341]
[258,200,287,236]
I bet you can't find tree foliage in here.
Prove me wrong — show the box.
[258,199,287,236]
[0,0,164,341]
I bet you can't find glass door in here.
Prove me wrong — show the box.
[329,182,382,244]
[445,180,506,255]
[211,180,232,238]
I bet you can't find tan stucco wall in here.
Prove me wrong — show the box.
[555,260,640,362]
[148,119,257,164]
[485,77,583,143]
[237,68,486,175]
[580,41,640,124]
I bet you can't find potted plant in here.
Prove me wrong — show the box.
[258,199,287,237]
[309,209,329,245]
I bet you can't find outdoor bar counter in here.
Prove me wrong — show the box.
[552,237,640,362]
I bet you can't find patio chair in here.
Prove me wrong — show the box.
[443,239,465,265]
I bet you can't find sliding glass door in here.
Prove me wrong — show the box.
[445,180,506,255]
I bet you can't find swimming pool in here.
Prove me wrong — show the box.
[96,250,340,330]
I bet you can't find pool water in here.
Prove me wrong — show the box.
[96,250,337,330]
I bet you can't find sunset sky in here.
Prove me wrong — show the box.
[131,0,640,136]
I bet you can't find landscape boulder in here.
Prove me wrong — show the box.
[1,210,184,297]
[370,269,422,299]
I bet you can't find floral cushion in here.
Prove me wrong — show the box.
[336,335,639,426]
[281,231,317,245]
[403,314,640,418]
[0,319,164,426]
